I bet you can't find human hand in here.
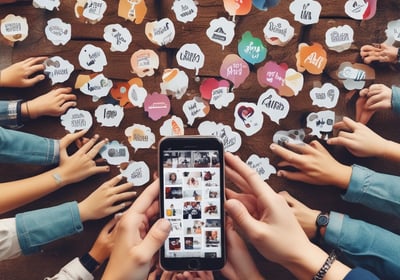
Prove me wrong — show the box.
[23,87,77,119]
[56,131,110,186]
[360,43,398,64]
[78,175,137,222]
[279,191,320,240]
[102,179,171,280]
[0,57,46,87]
[174,271,214,280]
[327,116,388,157]
[359,84,392,110]
[269,141,352,189]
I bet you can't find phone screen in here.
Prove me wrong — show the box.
[159,136,225,271]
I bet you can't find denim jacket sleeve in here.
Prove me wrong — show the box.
[343,267,379,280]
[391,85,400,115]
[343,164,400,217]
[0,100,23,128]
[44,257,94,280]
[0,126,59,165]
[16,201,84,255]
[325,211,400,280]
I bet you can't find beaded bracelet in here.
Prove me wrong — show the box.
[313,249,337,280]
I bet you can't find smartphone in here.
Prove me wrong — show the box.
[159,136,225,271]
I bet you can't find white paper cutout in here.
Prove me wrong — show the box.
[103,24,132,52]
[128,84,147,107]
[0,14,28,43]
[160,115,185,136]
[206,17,235,50]
[284,68,304,96]
[176,43,205,76]
[160,68,189,99]
[145,18,176,46]
[120,161,150,186]
[100,141,130,165]
[263,17,294,46]
[306,110,335,140]
[337,64,366,90]
[172,0,198,23]
[246,154,276,180]
[125,124,155,152]
[45,18,71,46]
[198,121,242,153]
[61,108,93,133]
[183,96,209,125]
[210,86,234,109]
[344,0,368,20]
[384,19,400,45]
[310,83,339,109]
[82,0,107,22]
[79,44,107,72]
[273,129,306,145]
[95,104,124,127]
[289,0,321,25]
[80,74,113,101]
[234,102,264,136]
[325,25,354,53]
[257,88,289,124]
[43,56,74,85]
[33,0,60,10]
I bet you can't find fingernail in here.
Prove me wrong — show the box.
[159,219,171,233]
[93,134,99,139]
[114,212,123,219]
[270,143,276,150]
[277,171,283,177]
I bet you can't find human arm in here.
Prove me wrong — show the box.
[269,141,352,190]
[0,57,47,88]
[224,152,351,280]
[360,43,398,64]
[102,179,171,280]
[0,130,110,214]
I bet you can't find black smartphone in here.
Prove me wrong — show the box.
[158,136,226,271]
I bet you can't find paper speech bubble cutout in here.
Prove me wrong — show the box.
[296,43,327,75]
[130,49,159,77]
[263,17,294,46]
[336,62,375,90]
[257,61,288,89]
[160,115,185,136]
[44,56,74,85]
[61,108,93,133]
[325,25,354,53]
[145,18,176,46]
[79,44,107,72]
[176,43,205,76]
[220,54,250,89]
[238,31,267,65]
[118,0,147,24]
[198,121,242,153]
[103,24,132,52]
[111,79,143,108]
[80,73,113,102]
[282,68,304,97]
[223,0,252,18]
[160,68,189,99]
[82,0,107,23]
[246,154,276,180]
[306,110,335,139]
[95,104,124,127]
[289,0,321,25]
[310,83,339,109]
[172,0,198,23]
[100,141,129,165]
[200,78,234,109]
[183,96,210,126]
[0,14,28,44]
[206,17,235,50]
[384,19,400,45]
[273,128,305,146]
[253,0,280,11]
[144,92,171,121]
[120,161,150,186]
[128,84,147,108]
[125,124,155,152]
[257,88,289,124]
[234,102,264,136]
[33,0,61,10]
[345,0,376,20]
[45,18,71,46]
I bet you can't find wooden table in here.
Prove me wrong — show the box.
[1,0,400,279]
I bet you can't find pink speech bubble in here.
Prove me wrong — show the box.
[220,54,250,89]
[144,92,171,121]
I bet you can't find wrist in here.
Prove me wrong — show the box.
[79,252,100,274]
[88,246,108,265]
[333,164,351,190]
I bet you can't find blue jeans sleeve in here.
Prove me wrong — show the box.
[0,100,23,128]
[16,202,84,255]
[325,211,400,280]
[343,165,400,217]
[344,267,379,280]
[391,85,400,115]
[0,126,59,165]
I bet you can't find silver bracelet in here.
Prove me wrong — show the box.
[52,173,63,185]
[313,250,337,280]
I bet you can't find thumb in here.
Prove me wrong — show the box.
[137,218,171,260]
[225,199,259,239]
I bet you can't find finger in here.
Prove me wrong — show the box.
[359,88,369,97]
[102,216,119,233]
[88,165,110,175]
[86,138,108,159]
[145,200,159,221]
[326,134,354,147]
[277,169,312,183]
[114,181,135,193]
[225,164,251,194]
[108,201,133,215]
[278,191,303,208]
[129,179,160,213]
[24,74,46,86]
[76,134,100,154]
[270,143,303,167]
[27,64,46,75]
[55,87,73,94]
[136,218,171,260]
[332,121,351,131]
[26,56,48,66]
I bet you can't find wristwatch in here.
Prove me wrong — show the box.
[315,212,329,242]
[397,48,400,63]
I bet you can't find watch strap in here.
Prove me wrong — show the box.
[79,252,100,273]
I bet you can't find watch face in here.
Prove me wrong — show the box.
[317,213,329,227]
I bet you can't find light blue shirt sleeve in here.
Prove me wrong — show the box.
[325,211,400,280]
[16,201,84,255]
[391,85,400,115]
[0,126,59,165]
[0,100,23,128]
[343,164,400,217]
